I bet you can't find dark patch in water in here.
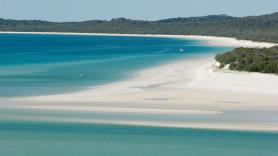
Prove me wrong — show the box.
[214,101,241,104]
[144,98,169,101]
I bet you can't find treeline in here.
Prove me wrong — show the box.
[215,46,278,73]
[0,12,278,43]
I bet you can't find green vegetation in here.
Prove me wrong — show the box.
[0,12,278,43]
[215,46,278,73]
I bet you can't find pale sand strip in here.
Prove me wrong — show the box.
[62,120,278,132]
[8,116,278,132]
[19,105,223,115]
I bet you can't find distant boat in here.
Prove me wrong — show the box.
[179,48,184,52]
[79,73,85,77]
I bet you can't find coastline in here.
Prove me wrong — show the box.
[0,31,277,48]
[3,31,278,131]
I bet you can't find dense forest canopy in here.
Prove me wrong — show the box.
[0,12,278,43]
[215,46,278,74]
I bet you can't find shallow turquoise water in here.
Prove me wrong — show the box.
[2,34,276,156]
[0,104,278,156]
[0,120,278,156]
[0,34,229,97]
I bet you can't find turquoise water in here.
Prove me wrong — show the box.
[0,34,228,97]
[1,34,277,156]
[0,107,278,156]
[0,120,278,156]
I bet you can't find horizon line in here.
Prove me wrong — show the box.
[1,11,277,23]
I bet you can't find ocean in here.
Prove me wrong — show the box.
[0,119,278,156]
[0,34,277,156]
[0,34,228,97]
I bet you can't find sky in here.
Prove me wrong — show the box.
[0,0,278,22]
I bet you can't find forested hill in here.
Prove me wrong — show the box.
[0,12,278,43]
[215,46,278,74]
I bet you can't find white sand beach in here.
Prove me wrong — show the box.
[1,31,277,48]
[4,32,278,131]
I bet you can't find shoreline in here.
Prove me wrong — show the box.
[13,55,214,102]
[10,56,278,132]
[0,31,277,48]
[3,32,278,131]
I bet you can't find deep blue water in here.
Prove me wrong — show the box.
[0,34,229,97]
